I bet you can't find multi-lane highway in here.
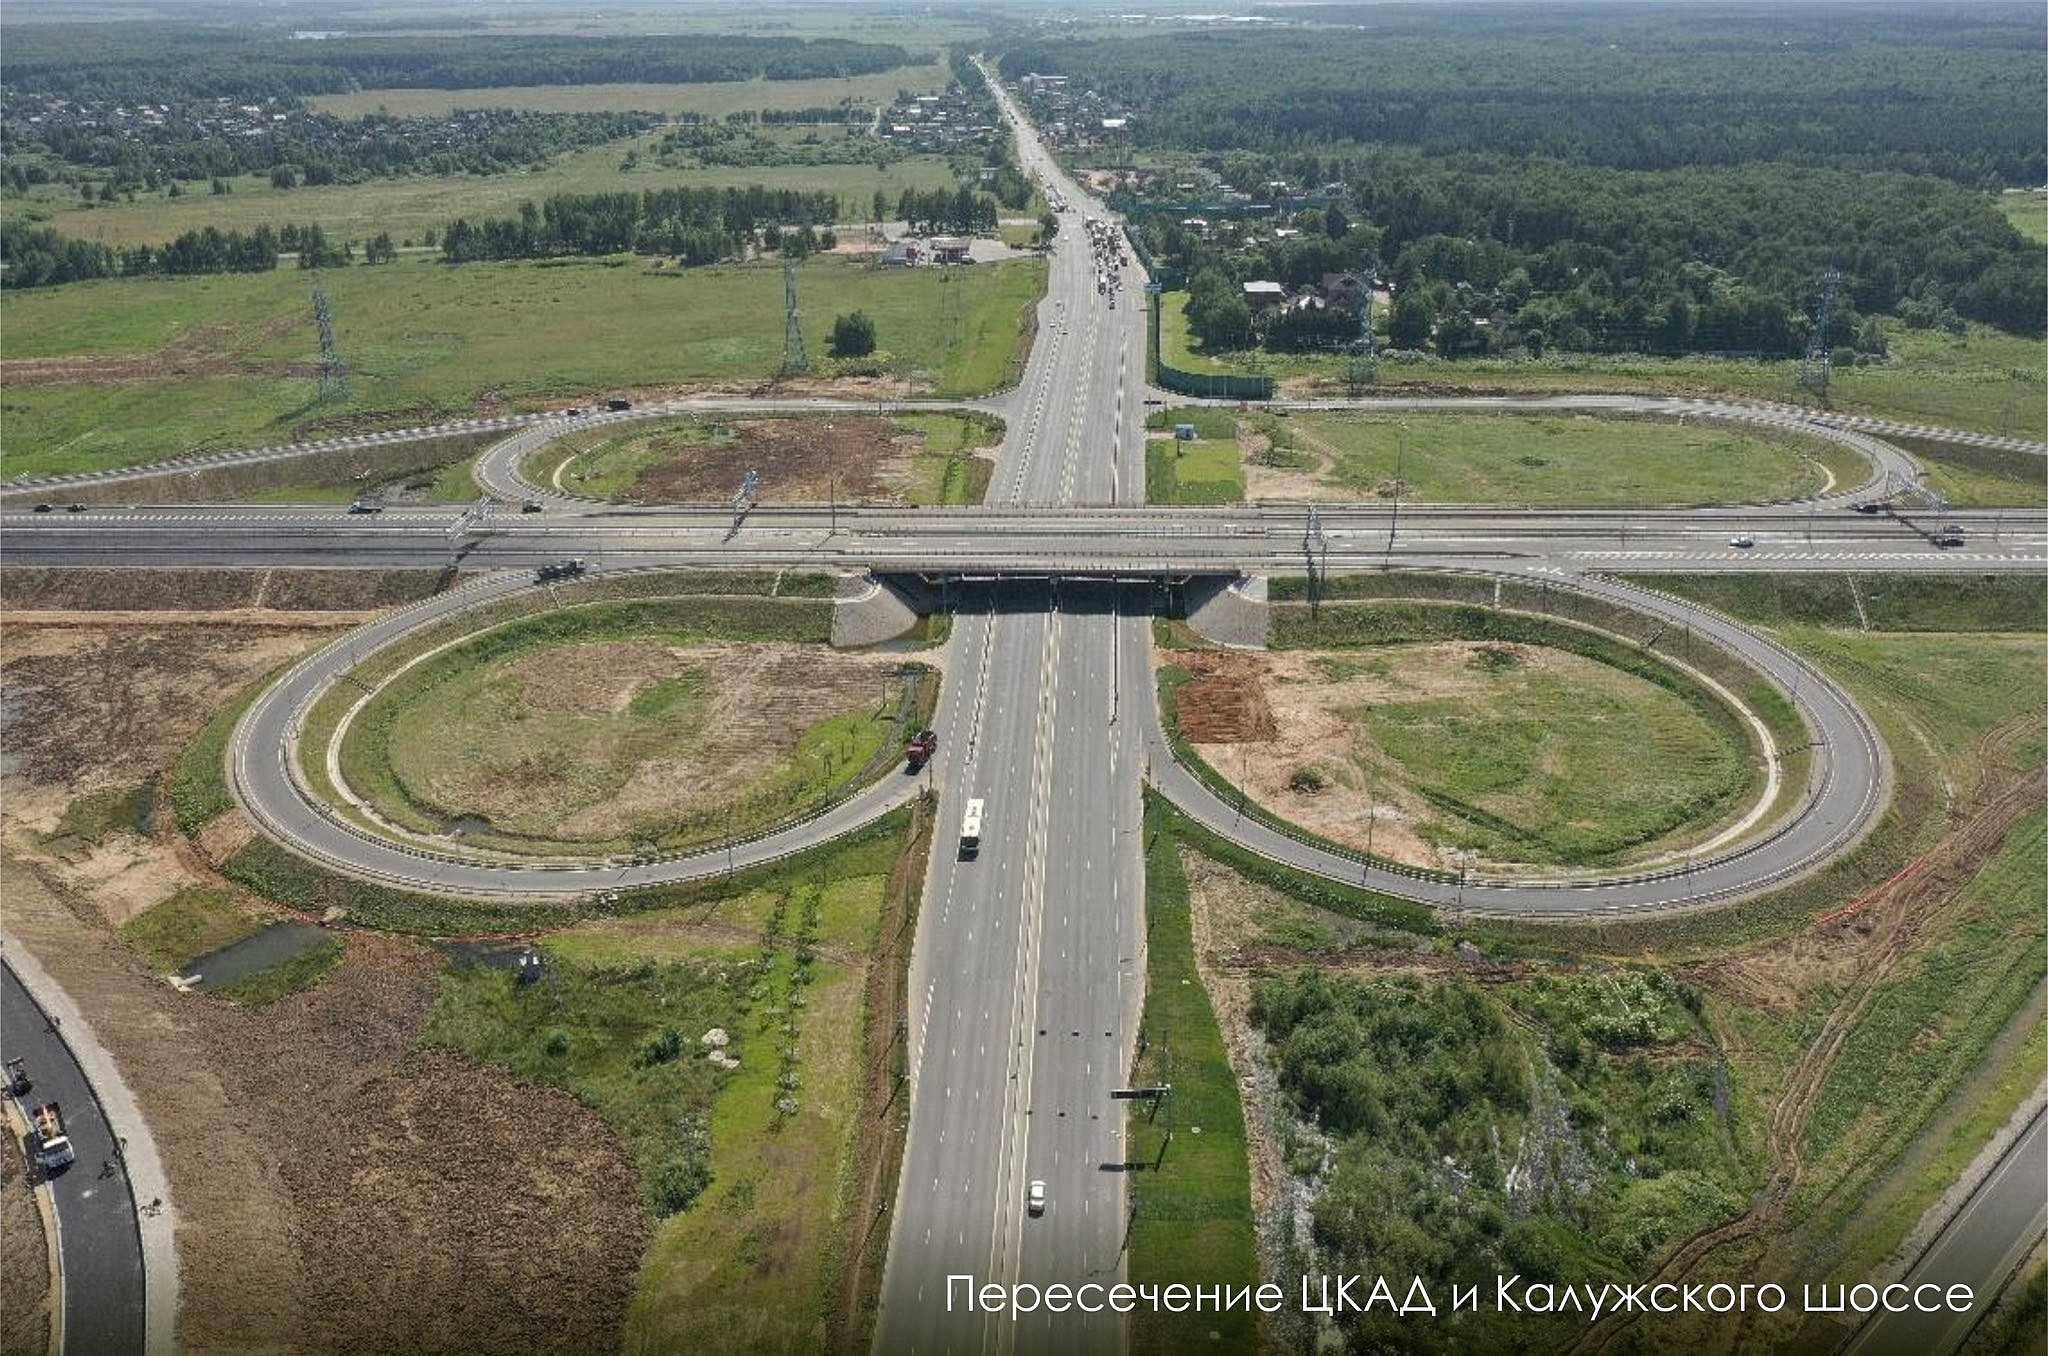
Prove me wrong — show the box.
[5,59,2043,1356]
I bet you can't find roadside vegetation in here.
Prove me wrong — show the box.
[1144,405,1244,504]
[519,410,1000,505]
[1138,571,2042,1352]
[429,803,928,1353]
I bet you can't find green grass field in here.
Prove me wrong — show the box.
[1295,642,1751,867]
[119,886,266,972]
[1273,411,1843,505]
[1146,407,1245,503]
[1161,295,2047,440]
[18,127,962,249]
[1997,190,2048,244]
[4,252,1043,477]
[310,61,948,118]
[1128,800,1259,1355]
[338,600,896,856]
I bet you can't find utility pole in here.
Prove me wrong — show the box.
[1798,267,1842,400]
[780,258,808,378]
[1386,424,1407,557]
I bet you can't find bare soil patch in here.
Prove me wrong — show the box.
[626,416,913,503]
[1,567,452,612]
[1174,651,1278,743]
[399,639,903,842]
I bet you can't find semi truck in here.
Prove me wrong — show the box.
[29,1102,76,1172]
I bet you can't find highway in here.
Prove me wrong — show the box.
[1840,1101,2048,1356]
[3,61,2042,1356]
[1,960,148,1356]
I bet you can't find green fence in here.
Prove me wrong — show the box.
[1149,292,1276,401]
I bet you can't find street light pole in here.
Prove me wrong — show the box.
[1387,424,1407,556]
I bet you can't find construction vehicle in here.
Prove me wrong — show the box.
[536,557,587,582]
[905,729,938,773]
[4,1057,28,1096]
[29,1102,76,1171]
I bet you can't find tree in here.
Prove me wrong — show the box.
[1039,211,1059,243]
[270,166,298,190]
[829,310,877,358]
[1325,205,1349,239]
[1387,291,1436,350]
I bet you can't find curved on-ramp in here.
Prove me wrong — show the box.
[228,559,1888,919]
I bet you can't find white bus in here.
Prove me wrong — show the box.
[959,798,985,859]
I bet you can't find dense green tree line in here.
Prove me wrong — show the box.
[895,187,1000,236]
[997,5,2045,185]
[1,24,914,101]
[0,219,341,287]
[438,186,842,263]
[5,108,659,189]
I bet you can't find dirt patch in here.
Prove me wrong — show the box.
[624,416,913,504]
[2,624,329,815]
[1173,651,1277,743]
[396,639,905,842]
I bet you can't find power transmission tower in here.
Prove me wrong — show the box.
[1345,272,1378,396]
[312,288,350,401]
[1798,267,1842,399]
[780,259,808,378]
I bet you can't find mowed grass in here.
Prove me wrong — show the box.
[894,411,1001,505]
[1146,408,1245,503]
[1997,190,2048,244]
[1160,294,2047,440]
[3,252,1045,477]
[1332,644,1750,866]
[1280,411,1833,505]
[21,128,961,248]
[310,60,948,118]
[1128,800,1259,1355]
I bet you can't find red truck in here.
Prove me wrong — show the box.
[905,729,938,773]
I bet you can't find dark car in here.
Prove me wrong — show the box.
[32,503,53,513]
[65,503,87,512]
[521,499,545,514]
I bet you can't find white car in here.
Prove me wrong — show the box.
[1729,534,1754,548]
[1027,1180,1046,1216]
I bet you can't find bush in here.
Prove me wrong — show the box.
[829,309,877,357]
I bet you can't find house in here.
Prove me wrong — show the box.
[1320,272,1372,308]
[881,240,922,266]
[1242,280,1286,310]
[929,237,973,264]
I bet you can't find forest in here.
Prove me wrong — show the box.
[1006,3,2045,356]
[997,5,2045,186]
[0,25,915,101]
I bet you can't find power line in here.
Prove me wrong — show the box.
[312,288,350,402]
[780,259,809,378]
[1798,266,1842,399]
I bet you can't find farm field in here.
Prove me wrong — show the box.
[1160,295,2048,441]
[17,129,962,249]
[1249,410,1852,505]
[310,60,949,117]
[2,252,1044,478]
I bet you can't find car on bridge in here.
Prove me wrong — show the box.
[347,500,383,514]
[1730,534,1754,548]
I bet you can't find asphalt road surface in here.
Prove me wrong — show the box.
[873,65,1151,1356]
[0,960,148,1356]
[1840,1101,2048,1356]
